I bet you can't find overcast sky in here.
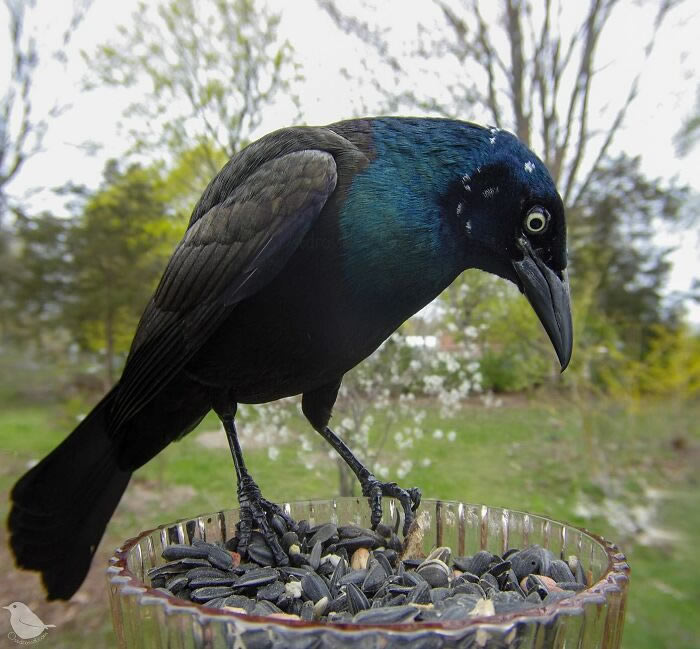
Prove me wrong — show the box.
[4,0,699,320]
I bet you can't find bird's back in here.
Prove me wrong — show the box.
[184,118,473,402]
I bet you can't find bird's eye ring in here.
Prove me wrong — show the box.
[524,208,550,234]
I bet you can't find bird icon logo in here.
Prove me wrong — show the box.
[3,602,55,642]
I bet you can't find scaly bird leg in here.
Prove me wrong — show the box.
[315,425,421,536]
[217,410,292,565]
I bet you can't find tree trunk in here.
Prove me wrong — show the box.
[337,458,356,497]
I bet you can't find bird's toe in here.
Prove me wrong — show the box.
[361,478,421,537]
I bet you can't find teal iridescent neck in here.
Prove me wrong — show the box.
[337,118,491,311]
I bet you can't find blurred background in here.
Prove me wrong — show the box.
[0,0,698,647]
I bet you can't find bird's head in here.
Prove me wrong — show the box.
[3,602,23,612]
[449,126,572,370]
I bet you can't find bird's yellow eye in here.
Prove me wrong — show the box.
[524,208,549,234]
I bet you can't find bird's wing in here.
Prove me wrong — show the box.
[110,149,338,431]
[17,614,45,629]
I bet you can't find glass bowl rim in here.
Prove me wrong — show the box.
[107,497,630,634]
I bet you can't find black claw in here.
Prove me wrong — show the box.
[236,476,291,566]
[361,477,421,537]
[408,487,422,512]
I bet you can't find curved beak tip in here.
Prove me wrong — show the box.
[513,251,573,373]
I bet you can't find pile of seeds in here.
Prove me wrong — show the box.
[147,518,590,624]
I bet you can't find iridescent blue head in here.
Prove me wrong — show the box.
[446,125,572,369]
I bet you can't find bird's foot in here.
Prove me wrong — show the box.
[236,475,292,566]
[361,476,421,536]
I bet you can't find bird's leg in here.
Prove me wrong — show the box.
[315,424,421,536]
[214,402,292,565]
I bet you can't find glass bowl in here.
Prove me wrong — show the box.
[107,498,629,648]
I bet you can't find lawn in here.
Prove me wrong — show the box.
[1,394,698,648]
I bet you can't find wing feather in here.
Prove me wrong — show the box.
[109,149,338,432]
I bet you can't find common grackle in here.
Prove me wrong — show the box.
[8,117,572,600]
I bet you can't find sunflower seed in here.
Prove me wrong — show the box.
[151,519,591,623]
[351,547,370,571]
[189,575,237,588]
[416,558,450,588]
[426,546,452,564]
[327,594,348,613]
[256,580,285,602]
[346,583,370,614]
[510,546,553,580]
[550,559,576,583]
[252,600,283,616]
[147,562,185,578]
[313,596,329,619]
[452,581,486,598]
[247,540,276,567]
[278,566,312,580]
[202,596,225,608]
[429,587,451,605]
[270,514,288,537]
[222,594,255,613]
[207,545,235,571]
[309,540,323,570]
[300,600,314,621]
[185,566,230,581]
[307,523,338,549]
[373,550,393,576]
[338,568,368,587]
[406,581,431,605]
[334,535,383,552]
[487,560,512,579]
[165,574,189,592]
[281,531,299,552]
[301,572,331,603]
[352,605,420,624]
[402,571,427,587]
[233,567,279,589]
[568,555,588,586]
[191,586,235,603]
[161,544,210,561]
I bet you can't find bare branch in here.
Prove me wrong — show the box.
[472,1,503,127]
[1,0,92,207]
[505,0,530,143]
[568,0,681,205]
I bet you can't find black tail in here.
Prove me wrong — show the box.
[8,388,131,600]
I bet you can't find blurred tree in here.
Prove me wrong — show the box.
[320,0,690,390]
[64,161,178,385]
[10,162,178,387]
[320,0,680,205]
[0,0,91,216]
[0,0,91,342]
[568,155,687,346]
[7,209,76,347]
[160,142,229,222]
[86,0,299,174]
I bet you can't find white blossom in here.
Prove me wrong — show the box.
[396,459,413,479]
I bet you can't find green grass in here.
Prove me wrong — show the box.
[1,396,698,648]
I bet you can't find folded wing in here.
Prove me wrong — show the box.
[109,149,338,432]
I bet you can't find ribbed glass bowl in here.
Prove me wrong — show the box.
[107,498,629,649]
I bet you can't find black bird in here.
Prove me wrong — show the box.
[8,117,572,600]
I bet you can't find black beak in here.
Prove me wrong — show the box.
[512,237,573,371]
